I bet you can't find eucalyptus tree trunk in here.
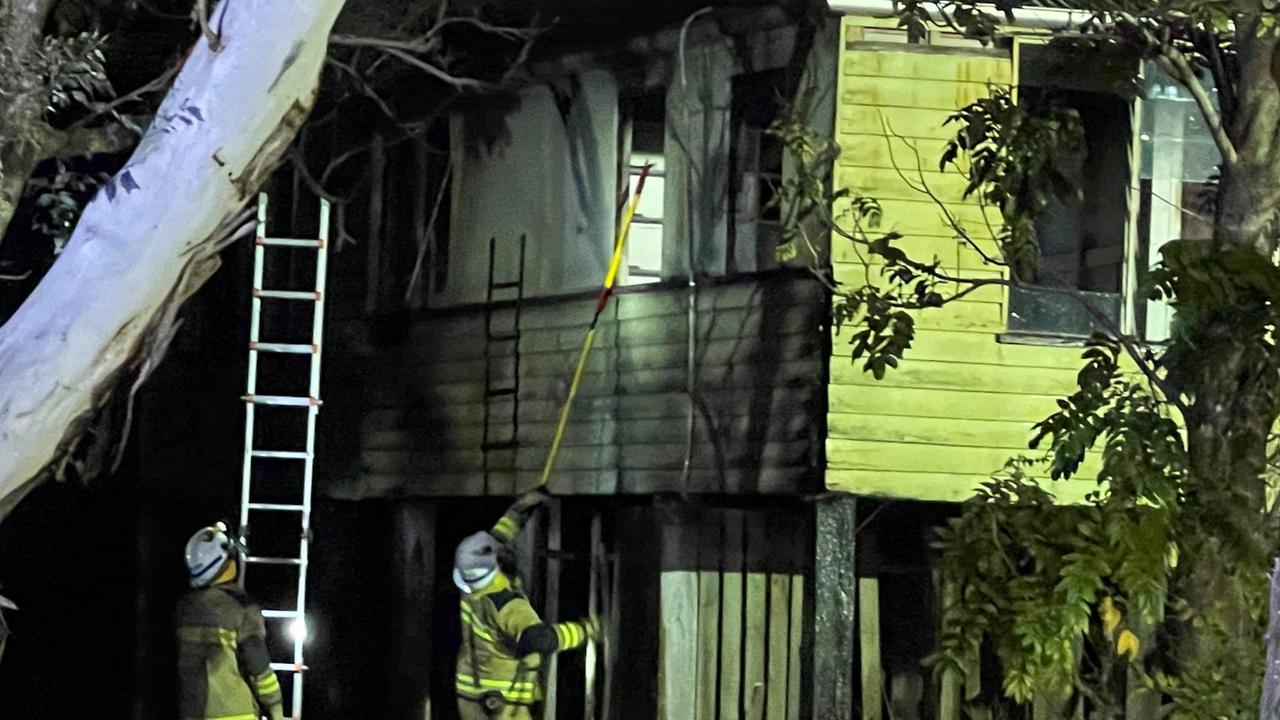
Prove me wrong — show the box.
[0,0,347,520]
[1175,23,1280,717]
[1260,561,1280,720]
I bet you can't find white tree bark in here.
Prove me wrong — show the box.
[0,0,346,520]
[1262,558,1280,720]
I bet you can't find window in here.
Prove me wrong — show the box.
[1136,62,1221,341]
[623,89,666,286]
[1006,43,1137,338]
[731,69,787,273]
[1004,48,1223,342]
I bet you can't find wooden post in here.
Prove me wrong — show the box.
[390,500,437,719]
[812,496,858,720]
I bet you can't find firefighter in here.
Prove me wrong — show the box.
[177,522,284,720]
[455,490,598,719]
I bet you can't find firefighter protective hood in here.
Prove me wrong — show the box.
[454,531,501,593]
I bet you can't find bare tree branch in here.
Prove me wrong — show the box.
[324,56,399,124]
[336,40,496,91]
[1155,50,1238,166]
[876,116,1187,416]
[196,0,222,52]
[51,117,148,158]
[70,65,179,131]
[880,115,1006,268]
[428,15,541,42]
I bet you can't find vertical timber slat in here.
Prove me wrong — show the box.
[745,516,769,720]
[767,572,791,720]
[786,575,803,720]
[697,515,723,720]
[660,517,699,720]
[721,510,746,720]
[938,577,961,720]
[859,577,882,720]
[585,512,602,720]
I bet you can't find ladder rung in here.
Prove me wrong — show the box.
[250,342,318,354]
[262,609,303,619]
[271,663,309,673]
[491,281,521,290]
[243,395,321,407]
[486,387,517,398]
[248,503,306,512]
[251,450,312,460]
[254,289,322,301]
[245,556,304,566]
[258,237,324,248]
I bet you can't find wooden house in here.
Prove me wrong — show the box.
[216,3,1215,719]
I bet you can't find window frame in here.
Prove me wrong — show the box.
[995,36,1147,345]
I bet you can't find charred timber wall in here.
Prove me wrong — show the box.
[321,272,827,498]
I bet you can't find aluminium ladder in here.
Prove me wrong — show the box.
[238,192,329,720]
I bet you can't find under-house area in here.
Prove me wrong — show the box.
[0,1,1277,720]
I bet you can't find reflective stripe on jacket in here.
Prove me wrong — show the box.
[456,571,593,705]
[177,585,283,720]
[457,572,543,705]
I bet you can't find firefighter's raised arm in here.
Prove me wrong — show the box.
[489,487,550,543]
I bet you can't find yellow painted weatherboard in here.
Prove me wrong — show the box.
[827,19,1099,503]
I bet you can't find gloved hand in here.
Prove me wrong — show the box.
[582,614,602,642]
[509,487,550,514]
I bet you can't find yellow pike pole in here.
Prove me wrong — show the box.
[537,165,652,487]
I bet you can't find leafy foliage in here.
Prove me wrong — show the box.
[931,331,1183,710]
[39,32,113,115]
[942,88,1083,283]
[777,2,1280,715]
[27,162,108,253]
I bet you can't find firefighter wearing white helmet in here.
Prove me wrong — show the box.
[176,523,284,720]
[454,490,599,720]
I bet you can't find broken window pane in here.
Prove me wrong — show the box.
[1007,286,1122,338]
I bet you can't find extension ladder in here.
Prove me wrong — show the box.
[238,192,329,720]
[481,235,526,493]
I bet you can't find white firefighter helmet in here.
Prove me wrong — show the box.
[185,522,237,588]
[452,531,500,593]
